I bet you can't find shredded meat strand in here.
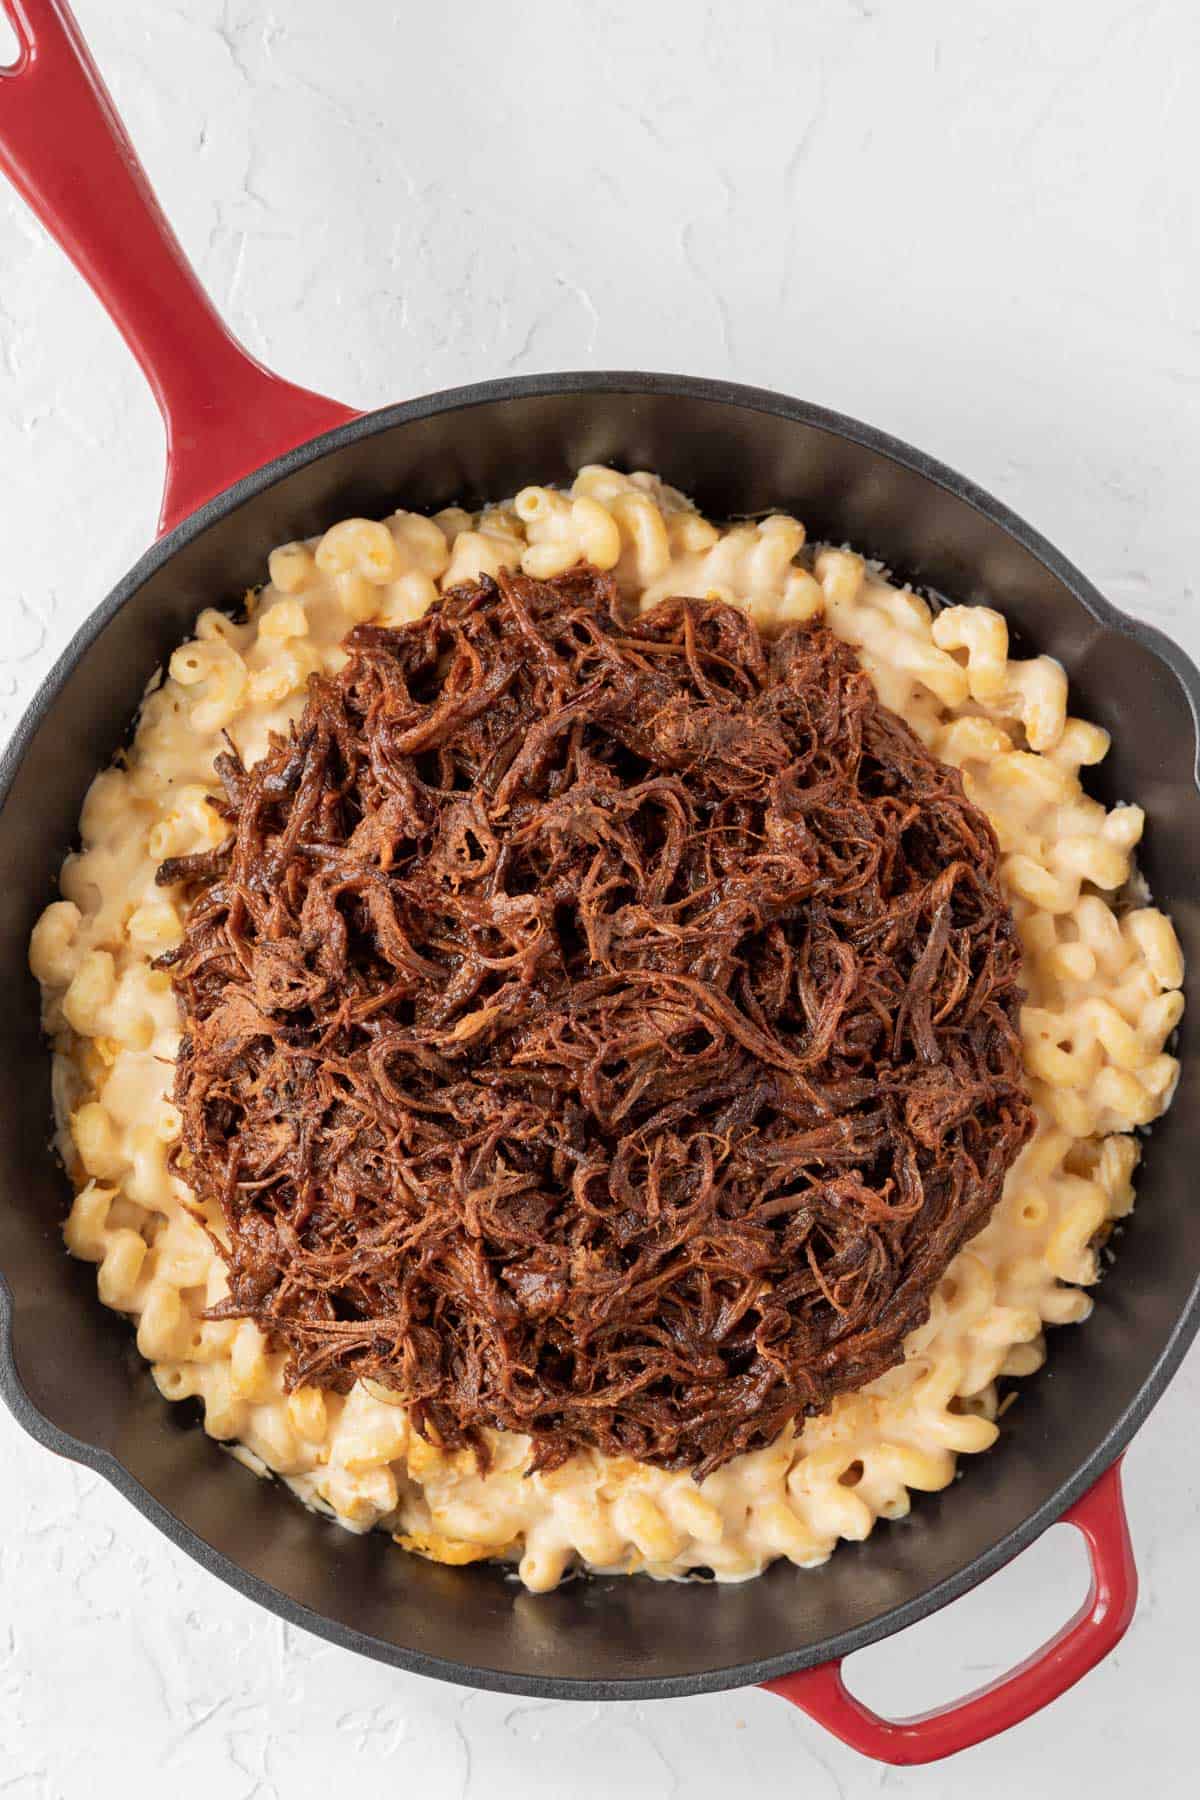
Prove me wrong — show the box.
[158,565,1034,1478]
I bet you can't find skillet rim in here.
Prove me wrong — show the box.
[2,368,1199,1700]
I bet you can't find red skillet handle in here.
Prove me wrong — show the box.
[764,1458,1136,1766]
[0,0,359,535]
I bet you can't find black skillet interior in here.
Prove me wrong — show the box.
[2,375,1199,1700]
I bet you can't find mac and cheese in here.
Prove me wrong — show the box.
[29,469,1182,1591]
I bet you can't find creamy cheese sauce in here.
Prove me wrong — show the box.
[29,468,1183,1591]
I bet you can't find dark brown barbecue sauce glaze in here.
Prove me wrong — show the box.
[157,565,1033,1478]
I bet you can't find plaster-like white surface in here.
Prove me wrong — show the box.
[3,1,1200,1791]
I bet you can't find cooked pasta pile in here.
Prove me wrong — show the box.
[30,468,1183,1591]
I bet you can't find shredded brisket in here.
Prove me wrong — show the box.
[158,565,1033,1477]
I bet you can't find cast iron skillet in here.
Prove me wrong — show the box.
[2,0,1199,1766]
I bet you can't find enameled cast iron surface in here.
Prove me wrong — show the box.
[2,374,1199,1699]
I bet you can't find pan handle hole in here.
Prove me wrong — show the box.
[0,9,23,70]
[842,1521,1090,1720]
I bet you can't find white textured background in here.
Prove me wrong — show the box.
[3,1,1200,1792]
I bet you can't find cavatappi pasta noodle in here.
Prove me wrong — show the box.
[30,469,1183,1593]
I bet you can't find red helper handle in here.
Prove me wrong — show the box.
[764,1458,1136,1765]
[0,0,359,536]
